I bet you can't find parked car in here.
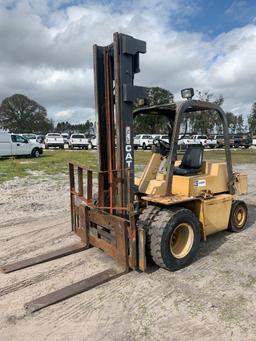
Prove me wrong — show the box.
[134,134,154,150]
[188,135,216,148]
[36,135,45,144]
[20,133,37,143]
[45,133,64,149]
[212,134,234,148]
[0,131,43,158]
[178,134,193,146]
[153,134,169,143]
[69,134,89,149]
[234,134,252,148]
[61,133,69,144]
[212,135,224,148]
[252,135,256,146]
[87,135,97,149]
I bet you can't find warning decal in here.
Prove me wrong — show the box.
[194,179,206,187]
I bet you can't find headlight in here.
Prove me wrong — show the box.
[181,88,194,100]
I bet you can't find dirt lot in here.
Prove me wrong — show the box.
[0,164,256,340]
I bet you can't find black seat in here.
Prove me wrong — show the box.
[174,145,204,175]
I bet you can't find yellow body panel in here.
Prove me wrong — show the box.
[234,173,248,195]
[138,153,163,193]
[137,152,247,240]
[144,162,229,196]
[143,194,233,239]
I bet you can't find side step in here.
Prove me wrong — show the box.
[0,243,87,273]
[25,268,125,313]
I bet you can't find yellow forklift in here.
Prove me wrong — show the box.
[1,33,248,312]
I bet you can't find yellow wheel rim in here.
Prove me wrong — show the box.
[234,206,246,228]
[170,223,194,259]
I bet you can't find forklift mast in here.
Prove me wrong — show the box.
[93,32,146,209]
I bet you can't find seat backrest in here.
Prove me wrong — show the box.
[180,145,204,169]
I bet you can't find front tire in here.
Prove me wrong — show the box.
[148,207,201,271]
[228,200,248,232]
[31,148,40,158]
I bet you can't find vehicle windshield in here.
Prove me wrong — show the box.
[23,134,36,140]
[48,133,61,137]
[142,135,152,139]
[72,134,85,139]
[161,135,169,139]
[11,135,27,143]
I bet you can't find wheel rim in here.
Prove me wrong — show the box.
[170,223,194,259]
[35,151,39,157]
[234,206,246,228]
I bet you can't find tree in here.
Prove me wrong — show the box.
[236,114,244,133]
[248,102,256,134]
[55,120,95,136]
[226,112,237,133]
[134,87,174,134]
[189,90,224,134]
[0,94,53,133]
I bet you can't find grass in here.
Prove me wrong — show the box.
[0,148,256,183]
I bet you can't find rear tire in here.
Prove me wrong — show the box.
[228,200,248,232]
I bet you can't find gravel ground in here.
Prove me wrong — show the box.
[0,165,256,340]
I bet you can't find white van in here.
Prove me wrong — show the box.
[0,131,43,158]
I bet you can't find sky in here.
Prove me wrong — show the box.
[0,0,256,124]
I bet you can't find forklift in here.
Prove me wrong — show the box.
[1,33,248,312]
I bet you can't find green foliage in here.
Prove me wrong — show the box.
[0,94,53,133]
[248,102,256,134]
[55,120,95,135]
[188,90,224,134]
[226,112,237,133]
[236,114,244,133]
[134,87,173,134]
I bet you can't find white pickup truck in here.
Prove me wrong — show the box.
[153,134,169,143]
[253,136,256,146]
[188,135,217,148]
[45,133,64,149]
[69,134,89,149]
[88,135,97,149]
[134,134,154,150]
[0,131,43,158]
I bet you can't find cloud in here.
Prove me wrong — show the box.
[0,0,255,126]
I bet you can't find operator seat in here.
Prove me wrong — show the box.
[174,145,204,175]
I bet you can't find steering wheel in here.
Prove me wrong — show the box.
[153,138,170,156]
